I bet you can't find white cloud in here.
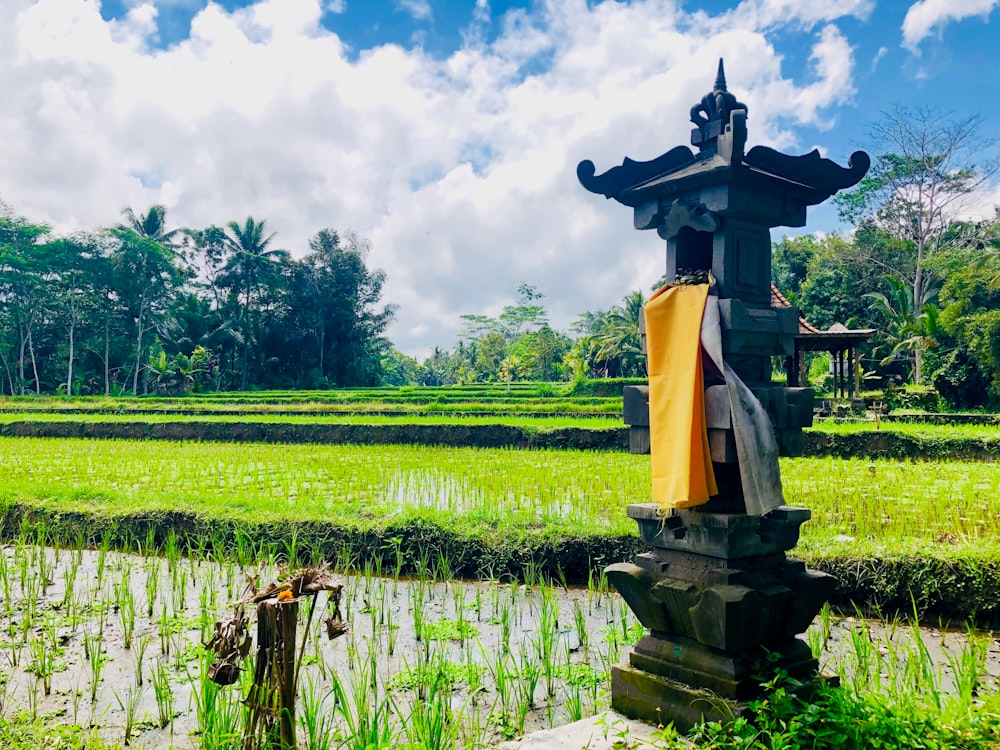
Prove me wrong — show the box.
[902,0,1000,51]
[395,0,431,22]
[755,24,856,131]
[0,0,869,357]
[726,0,873,30]
[960,182,1000,223]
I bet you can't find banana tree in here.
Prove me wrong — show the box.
[866,274,940,382]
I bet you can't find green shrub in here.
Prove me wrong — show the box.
[883,385,940,412]
[933,347,993,411]
[566,377,647,398]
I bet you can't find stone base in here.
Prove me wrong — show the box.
[629,633,817,699]
[612,660,837,734]
[611,663,752,733]
[606,502,836,736]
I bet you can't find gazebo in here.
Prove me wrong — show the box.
[771,285,875,399]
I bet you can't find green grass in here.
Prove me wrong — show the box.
[0,714,120,749]
[1,437,999,550]
[0,395,621,416]
[0,438,644,540]
[0,411,621,429]
[784,455,1000,543]
[810,419,1000,441]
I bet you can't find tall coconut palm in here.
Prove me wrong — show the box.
[115,205,186,393]
[221,217,289,389]
[118,204,182,248]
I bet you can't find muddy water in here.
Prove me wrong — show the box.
[0,545,997,749]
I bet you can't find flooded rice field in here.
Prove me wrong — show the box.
[0,542,997,748]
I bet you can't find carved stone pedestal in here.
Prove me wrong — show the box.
[606,503,835,732]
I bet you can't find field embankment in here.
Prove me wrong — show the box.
[4,414,1000,461]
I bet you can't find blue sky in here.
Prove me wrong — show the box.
[2,0,999,356]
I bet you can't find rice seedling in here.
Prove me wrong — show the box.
[60,548,81,612]
[139,527,157,558]
[113,683,142,746]
[158,603,171,656]
[561,680,585,723]
[70,678,83,724]
[299,672,335,750]
[171,563,188,613]
[328,643,396,750]
[394,661,462,750]
[33,524,53,593]
[83,629,106,705]
[129,635,149,688]
[96,529,112,587]
[198,586,213,643]
[25,672,40,719]
[26,630,57,696]
[572,599,589,654]
[143,558,160,618]
[281,528,301,567]
[116,572,137,650]
[410,577,427,643]
[150,658,175,730]
[164,528,180,566]
[482,639,514,735]
[516,642,541,710]
[186,649,243,749]
[0,549,14,642]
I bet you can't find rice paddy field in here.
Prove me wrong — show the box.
[0,387,623,417]
[0,412,619,428]
[0,437,998,548]
[2,387,1000,747]
[1,537,997,750]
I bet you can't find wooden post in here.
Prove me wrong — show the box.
[278,601,298,750]
[851,346,860,399]
[245,599,299,750]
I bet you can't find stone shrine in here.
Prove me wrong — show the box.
[577,61,870,731]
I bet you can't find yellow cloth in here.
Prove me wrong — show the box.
[644,283,717,509]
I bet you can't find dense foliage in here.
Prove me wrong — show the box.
[0,203,394,394]
[773,210,1000,407]
[383,285,649,387]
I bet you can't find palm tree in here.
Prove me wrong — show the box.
[221,217,289,389]
[118,205,182,248]
[115,205,186,393]
[866,274,939,382]
[594,290,647,377]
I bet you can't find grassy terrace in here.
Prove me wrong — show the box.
[2,436,999,622]
[5,410,1000,438]
[0,436,996,545]
[0,395,622,416]
[810,418,1000,440]
[0,411,620,428]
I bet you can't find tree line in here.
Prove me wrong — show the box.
[0,203,394,395]
[3,107,998,404]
